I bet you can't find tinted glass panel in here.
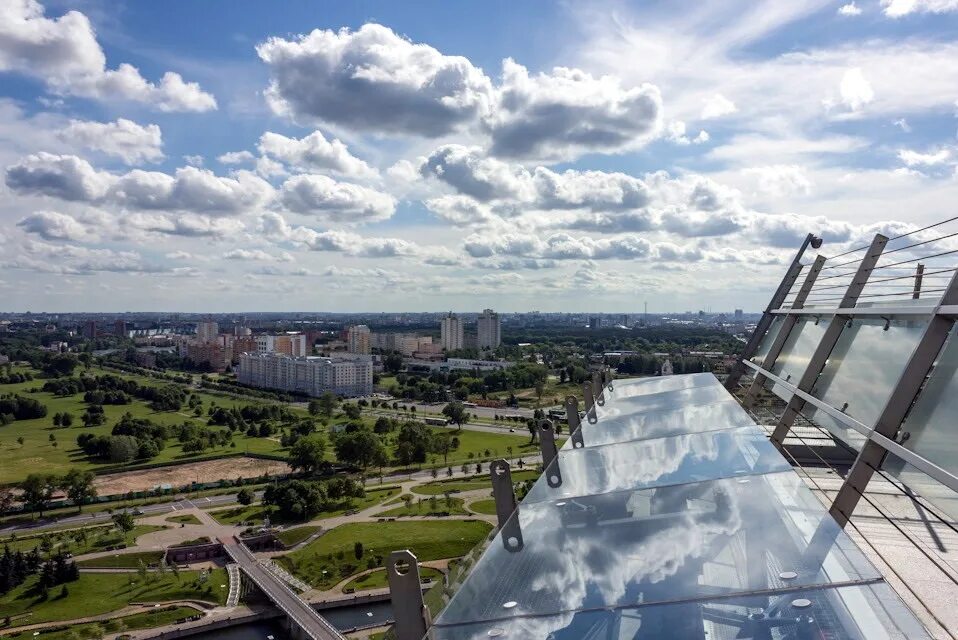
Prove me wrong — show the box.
[751,315,784,364]
[764,317,827,400]
[606,373,716,399]
[435,472,879,626]
[428,583,930,640]
[808,317,929,450]
[570,399,755,448]
[594,384,734,420]
[897,325,958,480]
[882,450,958,522]
[527,427,789,503]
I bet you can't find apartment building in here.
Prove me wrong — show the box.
[477,308,501,349]
[440,313,464,351]
[237,352,373,397]
[346,325,371,354]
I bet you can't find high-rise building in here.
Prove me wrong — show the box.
[347,325,371,354]
[237,352,373,397]
[477,309,501,350]
[734,309,743,320]
[196,321,218,343]
[440,313,464,351]
[589,316,602,330]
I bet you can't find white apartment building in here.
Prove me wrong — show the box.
[237,352,373,397]
[347,325,371,354]
[440,313,464,351]
[196,321,219,343]
[477,308,501,349]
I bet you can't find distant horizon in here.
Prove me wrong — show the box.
[0,308,759,317]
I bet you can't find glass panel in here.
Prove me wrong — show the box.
[434,472,880,626]
[764,317,827,400]
[882,450,958,522]
[806,316,929,450]
[751,315,784,364]
[428,583,930,640]
[570,399,755,448]
[897,325,958,481]
[607,372,717,399]
[594,384,733,420]
[528,427,790,503]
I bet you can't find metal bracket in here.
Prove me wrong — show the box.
[386,550,429,640]
[593,371,605,405]
[565,395,580,433]
[583,381,597,423]
[490,459,518,529]
[539,420,558,469]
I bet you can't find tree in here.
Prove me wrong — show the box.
[334,431,386,469]
[60,412,73,427]
[526,420,538,444]
[317,391,338,418]
[354,541,364,560]
[61,469,97,512]
[442,402,468,431]
[21,473,57,516]
[16,436,24,447]
[307,399,321,416]
[111,511,135,533]
[384,352,403,374]
[108,435,139,463]
[342,404,362,420]
[289,435,328,474]
[237,487,255,506]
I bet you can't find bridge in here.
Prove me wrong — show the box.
[223,538,345,640]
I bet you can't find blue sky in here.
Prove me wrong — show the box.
[1,0,957,312]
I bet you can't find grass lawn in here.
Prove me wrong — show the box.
[276,520,492,590]
[0,524,166,557]
[208,486,400,525]
[341,566,442,593]
[0,569,227,628]
[411,469,540,495]
[378,497,468,517]
[165,513,202,525]
[0,366,294,485]
[77,550,165,568]
[409,427,538,468]
[276,525,322,548]
[24,605,199,640]
[468,499,497,515]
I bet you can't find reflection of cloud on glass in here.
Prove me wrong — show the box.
[608,372,714,400]
[595,385,731,421]
[579,401,752,447]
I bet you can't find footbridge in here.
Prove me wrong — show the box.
[223,538,344,640]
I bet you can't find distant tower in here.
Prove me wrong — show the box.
[477,309,501,349]
[440,313,464,351]
[346,325,371,354]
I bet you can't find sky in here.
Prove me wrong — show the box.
[1,0,957,313]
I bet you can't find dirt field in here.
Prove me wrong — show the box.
[93,457,292,495]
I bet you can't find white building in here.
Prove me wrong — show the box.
[440,313,464,351]
[196,321,218,343]
[237,352,373,397]
[347,325,371,354]
[477,308,501,350]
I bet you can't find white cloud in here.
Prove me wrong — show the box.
[898,148,951,166]
[182,155,204,167]
[17,210,90,241]
[279,174,396,223]
[838,67,874,112]
[485,58,662,161]
[665,121,710,146]
[701,94,737,119]
[58,119,163,164]
[5,152,113,201]
[258,130,375,178]
[420,144,533,202]
[223,248,293,262]
[893,118,911,132]
[838,2,863,15]
[742,165,813,196]
[218,150,254,165]
[882,0,958,16]
[257,23,492,136]
[0,0,216,111]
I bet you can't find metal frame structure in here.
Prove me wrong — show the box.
[734,228,958,530]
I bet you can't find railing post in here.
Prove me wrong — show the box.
[913,263,924,299]
[593,371,605,405]
[565,395,580,433]
[829,270,958,527]
[743,255,826,407]
[386,550,430,640]
[771,234,888,446]
[725,233,820,391]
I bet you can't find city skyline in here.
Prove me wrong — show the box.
[2,1,957,312]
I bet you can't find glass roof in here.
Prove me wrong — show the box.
[428,373,927,640]
[434,471,879,626]
[428,582,930,640]
[527,426,790,503]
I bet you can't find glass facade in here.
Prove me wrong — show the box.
[764,317,827,400]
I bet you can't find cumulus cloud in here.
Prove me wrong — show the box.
[882,0,958,16]
[424,195,497,225]
[58,118,163,164]
[279,174,395,223]
[743,165,813,196]
[485,59,662,161]
[898,148,951,166]
[258,130,375,178]
[839,67,874,111]
[218,150,255,165]
[420,145,532,201]
[463,232,658,261]
[838,2,863,15]
[257,23,492,136]
[223,248,293,262]
[0,0,216,111]
[5,153,274,216]
[6,239,166,275]
[17,210,90,241]
[701,94,737,119]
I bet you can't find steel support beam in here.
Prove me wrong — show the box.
[913,263,925,299]
[490,459,517,529]
[771,234,888,446]
[829,269,958,527]
[593,371,606,405]
[725,233,819,391]
[743,255,826,407]
[386,550,430,640]
[538,420,558,468]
